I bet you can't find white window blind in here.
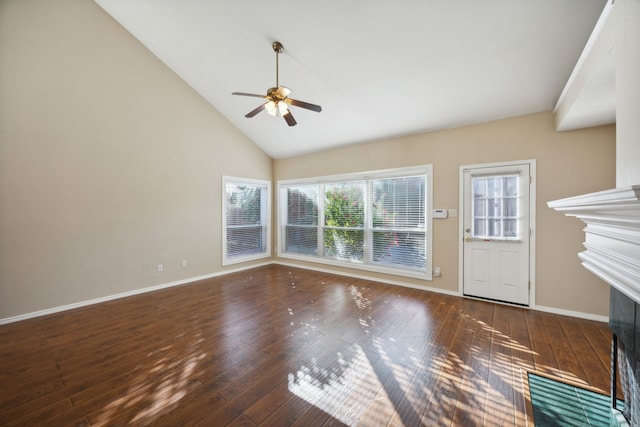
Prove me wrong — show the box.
[279,166,432,279]
[371,175,426,270]
[285,185,319,256]
[223,176,271,265]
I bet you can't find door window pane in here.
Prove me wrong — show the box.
[473,179,486,198]
[504,176,518,197]
[471,174,520,239]
[504,198,517,217]
[488,178,501,197]
[488,219,501,237]
[487,198,501,217]
[474,219,486,236]
[474,199,486,217]
[504,219,517,237]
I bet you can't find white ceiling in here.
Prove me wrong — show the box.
[95,0,607,159]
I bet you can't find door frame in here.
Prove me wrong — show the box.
[457,159,537,307]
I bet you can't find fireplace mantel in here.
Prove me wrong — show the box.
[548,185,640,305]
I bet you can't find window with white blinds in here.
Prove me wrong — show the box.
[285,185,319,256]
[278,166,433,279]
[223,176,271,265]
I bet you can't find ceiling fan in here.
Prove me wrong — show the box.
[232,41,322,127]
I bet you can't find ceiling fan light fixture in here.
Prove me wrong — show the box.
[264,100,289,117]
[264,101,289,117]
[278,101,289,116]
[265,100,277,116]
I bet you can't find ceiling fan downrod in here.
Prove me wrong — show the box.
[273,41,283,88]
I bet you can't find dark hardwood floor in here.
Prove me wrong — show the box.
[0,264,613,426]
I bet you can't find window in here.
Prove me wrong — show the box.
[285,184,319,256]
[279,166,433,280]
[223,176,271,265]
[471,174,520,239]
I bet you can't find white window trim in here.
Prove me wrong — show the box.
[277,165,433,280]
[222,176,271,266]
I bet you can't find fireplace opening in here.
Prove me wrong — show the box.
[613,337,639,425]
[610,288,639,427]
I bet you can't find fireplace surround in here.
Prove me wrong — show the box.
[549,185,640,426]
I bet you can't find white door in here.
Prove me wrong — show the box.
[462,163,531,305]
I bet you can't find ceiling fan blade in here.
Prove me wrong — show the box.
[245,102,267,118]
[287,98,322,113]
[232,92,267,99]
[283,111,297,127]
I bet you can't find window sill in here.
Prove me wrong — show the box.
[277,251,432,281]
[223,252,272,267]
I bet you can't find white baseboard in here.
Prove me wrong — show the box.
[276,261,610,322]
[273,260,461,296]
[533,304,609,323]
[0,261,609,325]
[0,262,271,325]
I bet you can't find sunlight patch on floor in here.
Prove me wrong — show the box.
[91,344,207,426]
[288,344,388,425]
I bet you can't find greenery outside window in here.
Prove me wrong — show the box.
[223,176,271,265]
[279,166,433,280]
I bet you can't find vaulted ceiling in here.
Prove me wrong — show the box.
[95,0,607,159]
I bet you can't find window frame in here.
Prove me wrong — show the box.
[222,176,271,266]
[277,165,433,280]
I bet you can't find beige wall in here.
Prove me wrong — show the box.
[0,0,619,321]
[274,112,616,317]
[0,0,272,319]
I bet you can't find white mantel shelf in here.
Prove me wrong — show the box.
[548,186,640,304]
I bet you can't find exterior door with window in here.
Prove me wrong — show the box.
[462,163,531,305]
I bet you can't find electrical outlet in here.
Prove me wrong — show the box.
[434,267,441,277]
[157,264,164,272]
[181,260,187,268]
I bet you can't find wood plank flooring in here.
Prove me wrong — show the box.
[0,264,614,426]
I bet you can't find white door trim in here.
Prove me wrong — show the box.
[458,159,537,308]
